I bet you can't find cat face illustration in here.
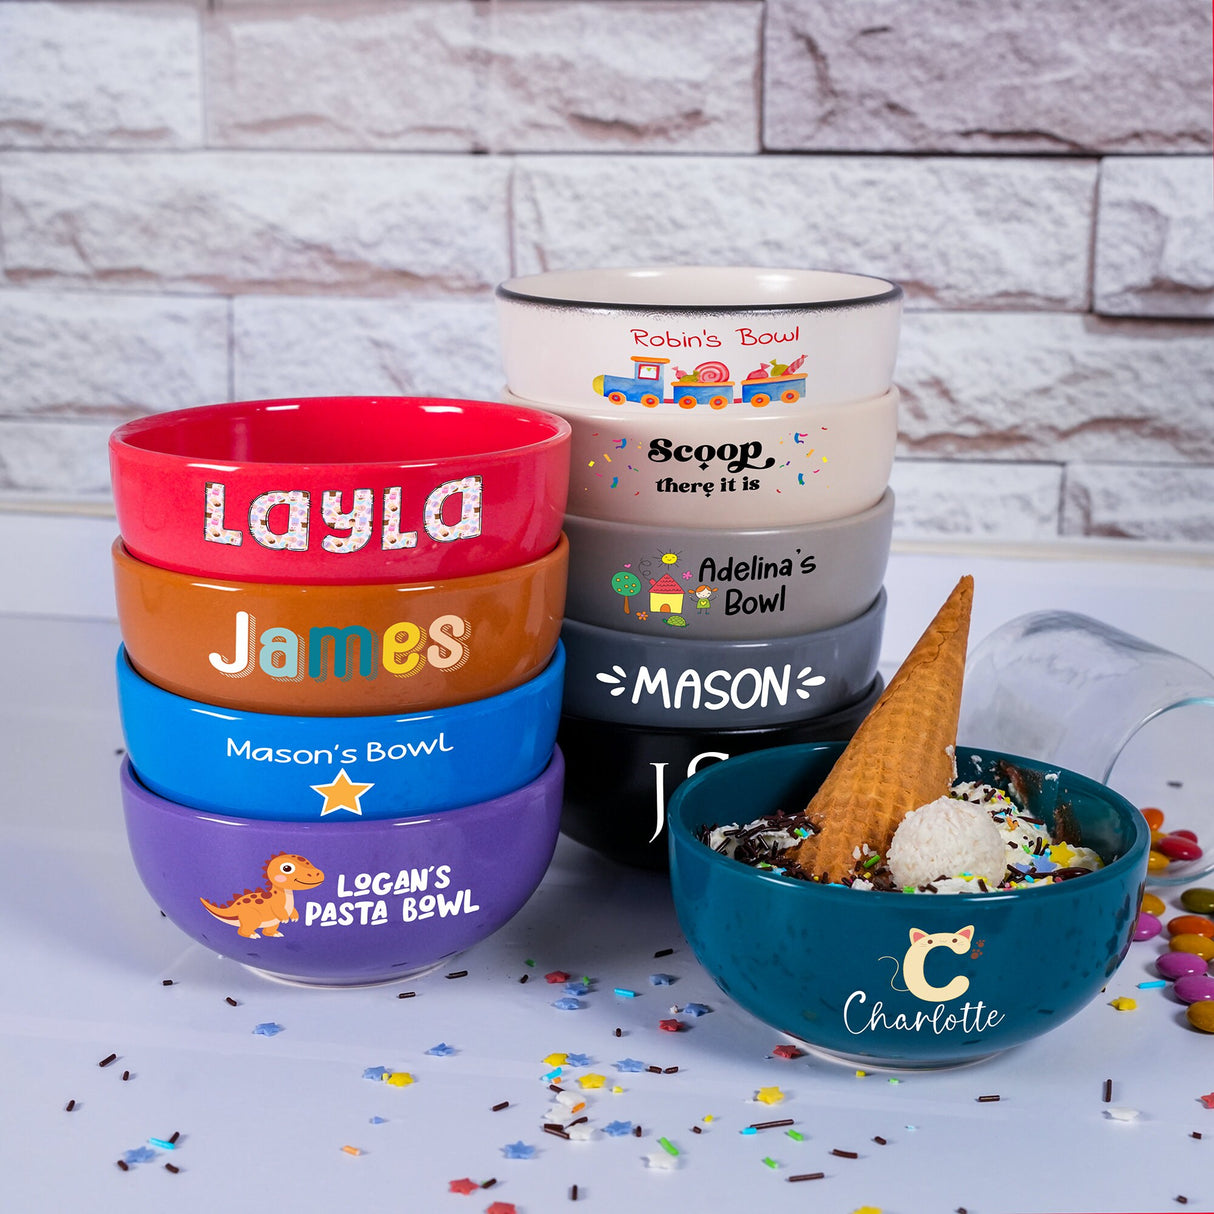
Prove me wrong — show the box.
[901,926,974,1003]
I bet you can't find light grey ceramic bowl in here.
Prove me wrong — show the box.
[563,489,893,640]
[560,589,885,730]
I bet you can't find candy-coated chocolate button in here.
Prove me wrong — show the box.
[1141,807,1165,830]
[1158,834,1203,862]
[1172,829,1199,842]
[1186,1001,1214,1033]
[1148,850,1171,873]
[1133,912,1162,941]
[1170,933,1214,960]
[1169,914,1214,939]
[1182,888,1214,915]
[1174,974,1214,1004]
[1141,891,1167,917]
[1159,952,1208,980]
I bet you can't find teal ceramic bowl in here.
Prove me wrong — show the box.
[668,743,1150,1069]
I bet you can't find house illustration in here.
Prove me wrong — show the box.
[648,572,685,614]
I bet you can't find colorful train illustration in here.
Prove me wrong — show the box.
[592,355,807,409]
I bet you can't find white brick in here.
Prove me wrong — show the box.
[0,290,229,416]
[0,152,510,294]
[0,419,114,499]
[897,312,1214,461]
[233,296,500,402]
[0,3,202,149]
[1094,157,1214,318]
[764,0,1213,153]
[486,2,761,152]
[890,460,1063,540]
[512,155,1096,309]
[1063,464,1214,541]
[205,3,483,150]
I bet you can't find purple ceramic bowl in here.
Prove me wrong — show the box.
[120,750,564,986]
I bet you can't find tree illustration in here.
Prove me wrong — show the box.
[611,570,642,613]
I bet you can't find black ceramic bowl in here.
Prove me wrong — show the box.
[557,676,884,870]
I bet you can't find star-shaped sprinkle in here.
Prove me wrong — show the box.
[563,982,587,996]
[362,1066,390,1081]
[578,1073,607,1089]
[426,1042,455,1056]
[615,1058,645,1072]
[649,973,675,986]
[501,1141,536,1160]
[1109,996,1137,1011]
[682,1003,711,1018]
[1049,840,1082,867]
[545,971,570,984]
[552,997,583,1010]
[310,767,374,816]
[565,1053,592,1068]
[448,1178,480,1194]
[383,1071,413,1086]
[1103,1106,1140,1122]
[645,1150,679,1169]
[369,1116,387,1125]
[252,1022,284,1036]
[544,1052,568,1067]
[1200,1092,1214,1109]
[122,1147,157,1165]
[771,1044,801,1059]
[486,1203,517,1214]
[603,1120,633,1137]
[658,1019,682,1032]
[756,1086,785,1105]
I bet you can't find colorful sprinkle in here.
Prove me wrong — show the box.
[448,1178,480,1194]
[252,1022,283,1036]
[756,1086,785,1105]
[603,1120,633,1137]
[649,973,675,986]
[501,1141,536,1160]
[552,998,583,1010]
[425,1042,455,1057]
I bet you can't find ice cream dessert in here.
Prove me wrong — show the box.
[700,576,1104,892]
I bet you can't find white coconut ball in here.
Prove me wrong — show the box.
[887,796,1008,890]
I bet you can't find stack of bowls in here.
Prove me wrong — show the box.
[108,395,572,986]
[497,267,902,868]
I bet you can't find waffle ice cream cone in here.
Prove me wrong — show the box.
[787,575,974,883]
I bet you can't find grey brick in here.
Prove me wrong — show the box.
[1063,463,1214,541]
[764,0,1213,153]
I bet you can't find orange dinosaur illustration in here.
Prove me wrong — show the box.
[200,853,324,938]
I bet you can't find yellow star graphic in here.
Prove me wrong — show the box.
[755,1086,785,1105]
[310,768,374,816]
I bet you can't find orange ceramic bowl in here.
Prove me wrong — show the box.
[112,535,568,716]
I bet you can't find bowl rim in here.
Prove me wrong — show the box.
[109,395,572,471]
[668,740,1151,903]
[496,266,903,313]
[562,587,886,656]
[112,530,569,595]
[116,640,567,727]
[120,746,565,831]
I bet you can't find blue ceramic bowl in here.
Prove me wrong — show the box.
[668,743,1150,1069]
[116,643,564,820]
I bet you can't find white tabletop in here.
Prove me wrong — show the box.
[3,515,1214,1214]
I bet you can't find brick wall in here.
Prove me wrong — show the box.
[1,0,1211,542]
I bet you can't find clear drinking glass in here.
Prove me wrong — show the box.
[959,610,1214,886]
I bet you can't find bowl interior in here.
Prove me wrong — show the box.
[499,266,900,309]
[113,397,568,465]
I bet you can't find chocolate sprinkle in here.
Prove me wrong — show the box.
[161,979,174,986]
[977,1094,1001,1102]
[1192,1132,1203,1140]
[65,1100,75,1112]
[614,1028,622,1037]
[168,1131,180,1144]
[692,1126,702,1134]
[633,1125,642,1137]
[663,1066,679,1074]
[165,1163,180,1174]
[873,1135,887,1145]
[544,1125,570,1140]
[788,1172,825,1182]
[445,970,468,979]
[750,1119,794,1130]
[482,1178,496,1189]
[518,975,528,983]
[121,1070,130,1081]
[116,1160,129,1172]
[396,991,416,999]
[570,1183,579,1201]
[492,1101,509,1112]
[1103,1079,1113,1103]
[830,1148,858,1158]
[647,1066,662,1074]
[98,1053,117,1068]
[224,997,238,1007]
[653,948,674,958]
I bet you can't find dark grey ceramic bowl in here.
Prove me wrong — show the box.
[560,589,885,729]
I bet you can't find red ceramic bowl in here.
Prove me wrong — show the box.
[109,396,571,584]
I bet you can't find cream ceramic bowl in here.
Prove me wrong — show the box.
[497,266,902,414]
[505,388,899,528]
